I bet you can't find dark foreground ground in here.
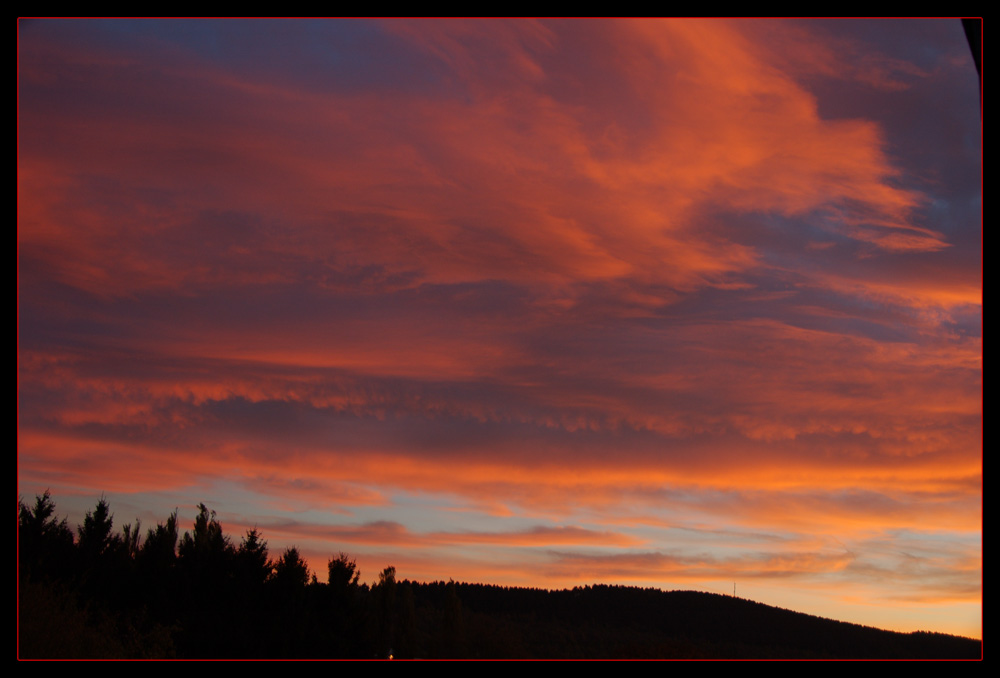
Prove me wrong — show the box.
[18,493,982,659]
[19,576,982,659]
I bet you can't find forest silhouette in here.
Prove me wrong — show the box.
[17,492,982,659]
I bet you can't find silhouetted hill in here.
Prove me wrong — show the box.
[406,582,981,659]
[18,493,981,659]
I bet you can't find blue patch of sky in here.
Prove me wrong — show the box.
[349,491,510,534]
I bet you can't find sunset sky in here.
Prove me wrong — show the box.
[17,19,981,639]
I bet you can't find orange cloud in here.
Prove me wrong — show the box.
[18,19,980,639]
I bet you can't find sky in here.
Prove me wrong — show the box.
[17,19,981,639]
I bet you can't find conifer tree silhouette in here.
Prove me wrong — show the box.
[77,496,117,563]
[18,490,74,582]
[272,546,310,589]
[328,552,360,590]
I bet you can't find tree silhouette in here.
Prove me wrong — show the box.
[120,518,142,560]
[235,528,270,587]
[18,490,74,582]
[136,509,179,622]
[328,552,360,590]
[77,495,117,563]
[178,503,230,562]
[374,566,398,656]
[140,510,179,566]
[272,547,310,589]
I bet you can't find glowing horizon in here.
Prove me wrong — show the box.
[18,19,981,640]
